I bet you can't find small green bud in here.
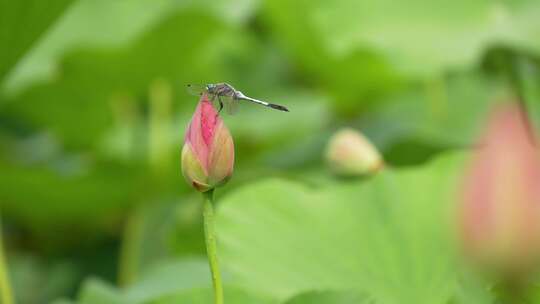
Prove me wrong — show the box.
[325,128,383,176]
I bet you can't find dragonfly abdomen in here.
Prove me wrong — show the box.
[240,95,289,112]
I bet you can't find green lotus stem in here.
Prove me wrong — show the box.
[203,190,224,304]
[118,207,145,287]
[0,215,14,304]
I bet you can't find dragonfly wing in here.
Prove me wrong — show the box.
[186,84,207,96]
[221,95,239,115]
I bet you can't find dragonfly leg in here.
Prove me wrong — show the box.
[208,94,222,115]
[217,96,224,114]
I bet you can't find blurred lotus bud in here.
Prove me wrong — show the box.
[182,94,234,192]
[460,103,540,276]
[325,128,383,176]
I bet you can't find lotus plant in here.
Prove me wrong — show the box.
[182,93,234,304]
[459,103,540,292]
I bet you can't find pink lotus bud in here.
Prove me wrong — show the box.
[181,94,234,192]
[325,128,383,176]
[460,103,540,275]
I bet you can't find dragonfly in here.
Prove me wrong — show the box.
[187,83,289,115]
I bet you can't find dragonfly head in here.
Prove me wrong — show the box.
[206,84,216,93]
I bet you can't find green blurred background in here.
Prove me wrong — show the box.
[1,0,540,303]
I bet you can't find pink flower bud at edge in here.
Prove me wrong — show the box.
[459,103,540,277]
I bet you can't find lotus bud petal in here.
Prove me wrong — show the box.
[325,128,383,176]
[460,103,540,275]
[181,94,234,192]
